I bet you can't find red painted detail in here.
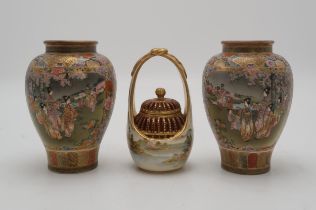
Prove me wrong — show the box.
[50,152,58,166]
[248,153,257,168]
[88,150,96,164]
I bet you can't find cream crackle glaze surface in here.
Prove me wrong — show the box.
[202,41,293,174]
[128,124,193,172]
[25,41,116,172]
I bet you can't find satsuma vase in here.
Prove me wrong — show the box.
[202,41,293,174]
[25,41,116,173]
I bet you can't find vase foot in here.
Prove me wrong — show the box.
[221,163,270,175]
[46,146,99,173]
[48,162,98,173]
[219,146,273,175]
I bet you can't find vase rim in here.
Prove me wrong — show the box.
[221,40,274,45]
[44,40,98,53]
[44,40,98,46]
[222,40,274,53]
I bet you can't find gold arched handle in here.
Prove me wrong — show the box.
[128,48,191,119]
[131,48,187,78]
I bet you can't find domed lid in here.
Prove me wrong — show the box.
[134,88,186,138]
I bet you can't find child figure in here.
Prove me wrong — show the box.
[228,109,241,131]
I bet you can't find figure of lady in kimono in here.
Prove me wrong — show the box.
[62,96,78,138]
[36,102,55,138]
[254,104,266,139]
[46,87,54,101]
[205,82,214,95]
[262,87,271,105]
[36,102,48,126]
[85,88,97,112]
[104,95,114,111]
[217,84,226,107]
[254,87,272,139]
[225,95,234,110]
[217,84,233,108]
[29,95,38,112]
[47,101,62,140]
[213,86,220,97]
[240,98,254,141]
[255,104,278,139]
[274,96,283,122]
[40,87,62,139]
[75,91,86,108]
[263,87,270,98]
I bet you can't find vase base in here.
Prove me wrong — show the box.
[219,146,273,175]
[221,163,270,175]
[46,146,99,173]
[48,162,98,173]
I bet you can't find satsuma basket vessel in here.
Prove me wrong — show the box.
[127,48,193,172]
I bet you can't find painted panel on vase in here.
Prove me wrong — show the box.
[203,53,293,152]
[26,53,116,151]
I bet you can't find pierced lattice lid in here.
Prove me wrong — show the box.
[134,88,185,138]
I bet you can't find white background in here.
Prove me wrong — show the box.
[0,0,315,209]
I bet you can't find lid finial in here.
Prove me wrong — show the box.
[155,88,166,98]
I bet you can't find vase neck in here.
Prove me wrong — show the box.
[222,41,273,53]
[44,40,97,53]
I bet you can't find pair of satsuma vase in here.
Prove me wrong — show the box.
[25,40,293,174]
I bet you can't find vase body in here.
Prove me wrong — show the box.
[202,41,293,174]
[127,48,193,172]
[25,41,116,173]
